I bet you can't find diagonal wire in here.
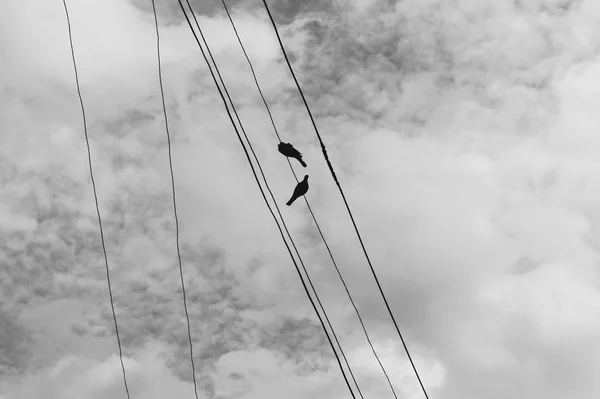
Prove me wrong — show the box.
[183,2,366,398]
[151,2,200,399]
[61,1,131,398]
[175,1,359,398]
[217,1,399,397]
[260,1,431,398]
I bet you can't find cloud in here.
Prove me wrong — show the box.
[4,0,600,398]
[3,343,199,399]
[288,1,600,398]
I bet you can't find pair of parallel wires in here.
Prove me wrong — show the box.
[60,1,197,398]
[61,0,429,398]
[207,2,430,399]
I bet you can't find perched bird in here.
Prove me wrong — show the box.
[278,142,307,167]
[286,175,309,206]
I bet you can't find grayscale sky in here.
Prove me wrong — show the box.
[2,0,600,398]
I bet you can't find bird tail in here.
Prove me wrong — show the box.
[298,158,307,168]
[286,196,296,206]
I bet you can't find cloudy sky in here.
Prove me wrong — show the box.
[2,0,600,398]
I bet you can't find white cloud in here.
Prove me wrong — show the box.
[4,343,199,399]
[4,0,600,398]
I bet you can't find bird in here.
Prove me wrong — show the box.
[278,142,307,167]
[286,175,309,206]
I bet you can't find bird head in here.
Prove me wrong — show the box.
[304,175,309,181]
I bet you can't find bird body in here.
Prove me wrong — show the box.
[278,142,307,167]
[286,175,309,206]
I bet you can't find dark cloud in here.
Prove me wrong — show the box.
[0,309,33,378]
[130,0,334,26]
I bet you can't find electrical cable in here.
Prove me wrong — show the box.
[181,2,366,397]
[260,2,431,398]
[174,2,358,397]
[61,1,131,397]
[151,2,200,398]
[217,1,399,398]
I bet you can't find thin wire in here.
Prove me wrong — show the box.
[216,0,282,143]
[185,2,365,397]
[61,1,131,398]
[151,2,200,398]
[260,2,431,398]
[218,2,399,398]
[175,2,357,398]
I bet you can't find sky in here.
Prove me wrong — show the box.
[2,0,600,398]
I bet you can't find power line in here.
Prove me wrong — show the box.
[179,1,361,396]
[216,0,283,143]
[175,1,359,397]
[260,2,431,398]
[217,2,399,398]
[150,2,200,399]
[60,1,131,398]
[183,2,365,397]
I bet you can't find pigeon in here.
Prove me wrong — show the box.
[278,142,307,167]
[286,175,309,206]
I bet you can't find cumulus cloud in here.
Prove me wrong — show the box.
[3,343,198,399]
[3,0,600,398]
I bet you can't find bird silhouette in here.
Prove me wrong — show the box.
[278,142,307,167]
[286,175,309,206]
